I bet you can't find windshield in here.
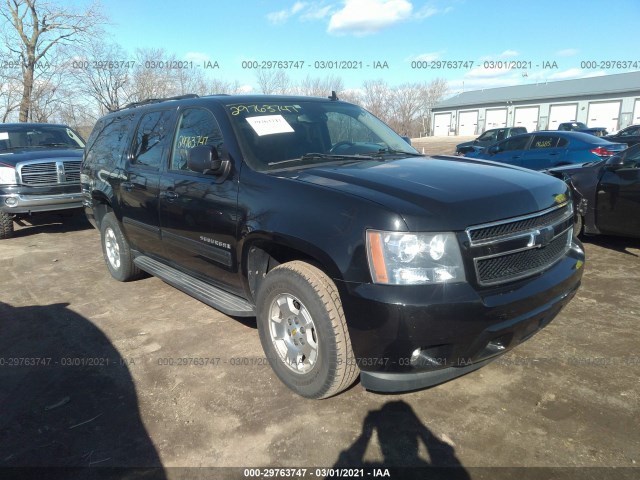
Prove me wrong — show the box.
[0,125,85,151]
[225,100,419,171]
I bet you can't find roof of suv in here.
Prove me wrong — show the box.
[111,93,343,114]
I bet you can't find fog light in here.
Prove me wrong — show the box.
[5,196,18,207]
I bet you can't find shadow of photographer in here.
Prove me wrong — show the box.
[332,400,470,480]
[0,301,165,478]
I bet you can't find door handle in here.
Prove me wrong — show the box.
[122,181,134,191]
[160,190,179,201]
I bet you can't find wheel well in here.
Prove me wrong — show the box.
[91,193,112,229]
[246,244,323,300]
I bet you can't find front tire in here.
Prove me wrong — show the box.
[0,211,14,239]
[256,261,359,399]
[573,214,584,237]
[100,212,143,282]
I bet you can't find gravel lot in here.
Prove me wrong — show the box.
[1,137,638,479]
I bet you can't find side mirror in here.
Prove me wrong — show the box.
[488,145,500,155]
[605,154,624,170]
[401,136,412,145]
[187,145,226,175]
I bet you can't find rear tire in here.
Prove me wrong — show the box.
[0,211,14,239]
[100,212,143,281]
[256,261,359,399]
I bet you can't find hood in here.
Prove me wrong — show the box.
[545,161,603,175]
[0,148,83,167]
[284,156,570,231]
[456,140,476,149]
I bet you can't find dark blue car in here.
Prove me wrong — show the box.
[465,131,627,171]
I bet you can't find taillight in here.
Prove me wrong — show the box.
[590,146,617,157]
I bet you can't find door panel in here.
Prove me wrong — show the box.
[522,134,566,170]
[120,109,175,255]
[159,108,242,295]
[596,151,640,236]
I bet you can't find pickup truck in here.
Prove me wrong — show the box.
[558,122,608,137]
[455,127,527,156]
[82,94,585,399]
[0,123,85,239]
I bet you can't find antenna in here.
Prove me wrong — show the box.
[328,91,339,101]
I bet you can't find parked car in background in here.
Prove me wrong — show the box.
[465,131,627,171]
[0,123,85,239]
[454,127,527,155]
[546,143,640,238]
[558,122,608,137]
[603,124,640,147]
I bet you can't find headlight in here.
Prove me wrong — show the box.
[0,165,17,185]
[366,230,466,285]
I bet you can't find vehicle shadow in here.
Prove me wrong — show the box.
[0,301,165,478]
[11,210,92,238]
[580,234,639,257]
[331,400,470,480]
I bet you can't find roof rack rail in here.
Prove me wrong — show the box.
[116,94,199,112]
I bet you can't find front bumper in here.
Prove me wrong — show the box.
[0,185,83,214]
[337,241,585,392]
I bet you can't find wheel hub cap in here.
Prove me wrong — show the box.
[268,293,318,374]
[104,227,121,269]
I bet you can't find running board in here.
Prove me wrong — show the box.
[133,255,256,317]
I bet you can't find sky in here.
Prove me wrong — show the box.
[96,0,639,96]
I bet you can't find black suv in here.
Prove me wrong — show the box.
[82,94,585,399]
[0,123,85,239]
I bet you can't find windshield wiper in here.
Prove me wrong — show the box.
[372,147,424,157]
[39,143,75,148]
[268,152,374,166]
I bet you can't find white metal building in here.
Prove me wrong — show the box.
[431,71,640,136]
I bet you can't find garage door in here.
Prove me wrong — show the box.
[485,109,507,129]
[433,113,452,136]
[633,99,640,125]
[587,101,621,134]
[548,104,577,130]
[513,106,539,132]
[458,111,478,135]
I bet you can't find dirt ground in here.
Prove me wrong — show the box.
[1,137,638,479]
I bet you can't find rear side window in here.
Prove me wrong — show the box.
[478,130,497,142]
[500,136,529,152]
[621,126,640,137]
[623,145,640,168]
[84,114,134,168]
[530,135,560,149]
[131,110,174,169]
[170,109,224,172]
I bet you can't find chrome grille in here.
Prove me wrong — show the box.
[476,230,571,285]
[469,205,571,243]
[467,203,573,286]
[63,160,81,182]
[17,159,81,186]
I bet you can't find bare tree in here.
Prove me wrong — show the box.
[0,52,22,121]
[418,78,448,136]
[207,78,245,95]
[296,74,345,97]
[361,79,392,123]
[1,0,105,122]
[255,69,291,94]
[70,40,131,113]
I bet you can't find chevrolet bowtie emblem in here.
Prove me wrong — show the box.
[528,226,555,248]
